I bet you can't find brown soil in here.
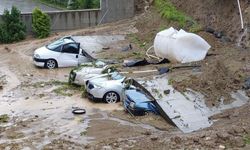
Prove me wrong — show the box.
[173,59,245,107]
[170,0,250,48]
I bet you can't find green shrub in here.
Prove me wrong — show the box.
[0,6,26,43]
[154,0,201,32]
[32,8,51,38]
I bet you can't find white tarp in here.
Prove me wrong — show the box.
[154,27,211,63]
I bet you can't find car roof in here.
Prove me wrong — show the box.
[125,89,153,103]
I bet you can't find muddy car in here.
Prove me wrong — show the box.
[124,88,158,116]
[68,64,116,85]
[123,79,159,116]
[33,36,91,69]
[86,72,126,103]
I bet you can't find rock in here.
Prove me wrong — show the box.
[214,31,223,39]
[151,136,158,141]
[205,27,215,34]
[40,83,45,87]
[143,131,152,135]
[243,77,250,89]
[233,126,245,134]
[205,137,211,141]
[221,36,231,43]
[219,145,226,149]
[164,90,170,95]
[231,137,245,148]
[171,136,182,144]
[102,146,112,150]
[216,132,230,141]
[84,144,90,149]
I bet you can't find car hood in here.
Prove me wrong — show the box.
[34,46,49,55]
[90,76,122,85]
[125,89,153,103]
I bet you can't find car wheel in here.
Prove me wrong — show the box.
[104,91,119,104]
[46,59,57,69]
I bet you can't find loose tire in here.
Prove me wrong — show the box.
[45,59,57,69]
[103,91,119,104]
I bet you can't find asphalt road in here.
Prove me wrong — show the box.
[0,0,59,14]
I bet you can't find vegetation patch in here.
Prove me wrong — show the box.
[0,6,26,43]
[32,8,51,38]
[154,0,201,32]
[0,114,9,123]
[35,0,100,10]
[53,83,83,97]
[244,135,250,145]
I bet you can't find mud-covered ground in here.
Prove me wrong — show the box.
[0,4,250,150]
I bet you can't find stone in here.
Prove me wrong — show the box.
[219,145,226,149]
[151,136,158,141]
[216,132,230,141]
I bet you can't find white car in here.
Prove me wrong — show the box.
[86,72,126,103]
[68,64,115,85]
[33,36,91,69]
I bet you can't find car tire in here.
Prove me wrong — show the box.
[45,59,57,69]
[103,91,120,104]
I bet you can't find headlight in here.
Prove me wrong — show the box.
[93,84,102,89]
[129,102,135,109]
[34,54,40,58]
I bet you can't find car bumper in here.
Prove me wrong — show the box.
[33,57,46,67]
[124,105,146,116]
[87,92,103,102]
[86,84,106,101]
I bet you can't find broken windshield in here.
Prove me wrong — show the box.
[46,39,64,50]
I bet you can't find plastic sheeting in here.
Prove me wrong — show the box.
[154,27,211,63]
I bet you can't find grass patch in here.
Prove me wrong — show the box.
[154,0,201,32]
[0,114,9,123]
[53,83,83,97]
[128,34,147,48]
[244,135,250,145]
[80,131,87,136]
[29,80,67,88]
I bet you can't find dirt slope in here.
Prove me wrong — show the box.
[170,0,250,48]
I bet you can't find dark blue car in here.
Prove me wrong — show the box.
[124,89,159,116]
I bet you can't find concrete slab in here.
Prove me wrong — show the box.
[141,75,249,133]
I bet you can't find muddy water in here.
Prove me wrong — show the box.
[0,34,165,149]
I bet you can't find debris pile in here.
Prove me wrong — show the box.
[173,60,243,107]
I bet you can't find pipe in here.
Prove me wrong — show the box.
[237,0,244,29]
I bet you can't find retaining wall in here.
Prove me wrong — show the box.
[0,0,134,32]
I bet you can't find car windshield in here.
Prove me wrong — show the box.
[111,72,124,80]
[46,37,74,51]
[47,39,64,50]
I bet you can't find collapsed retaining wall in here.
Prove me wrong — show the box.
[0,0,134,32]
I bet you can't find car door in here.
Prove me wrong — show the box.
[59,43,80,67]
[78,48,91,64]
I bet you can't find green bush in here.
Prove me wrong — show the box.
[32,8,51,38]
[0,6,26,43]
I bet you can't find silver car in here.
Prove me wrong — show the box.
[86,72,125,103]
[69,65,109,85]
